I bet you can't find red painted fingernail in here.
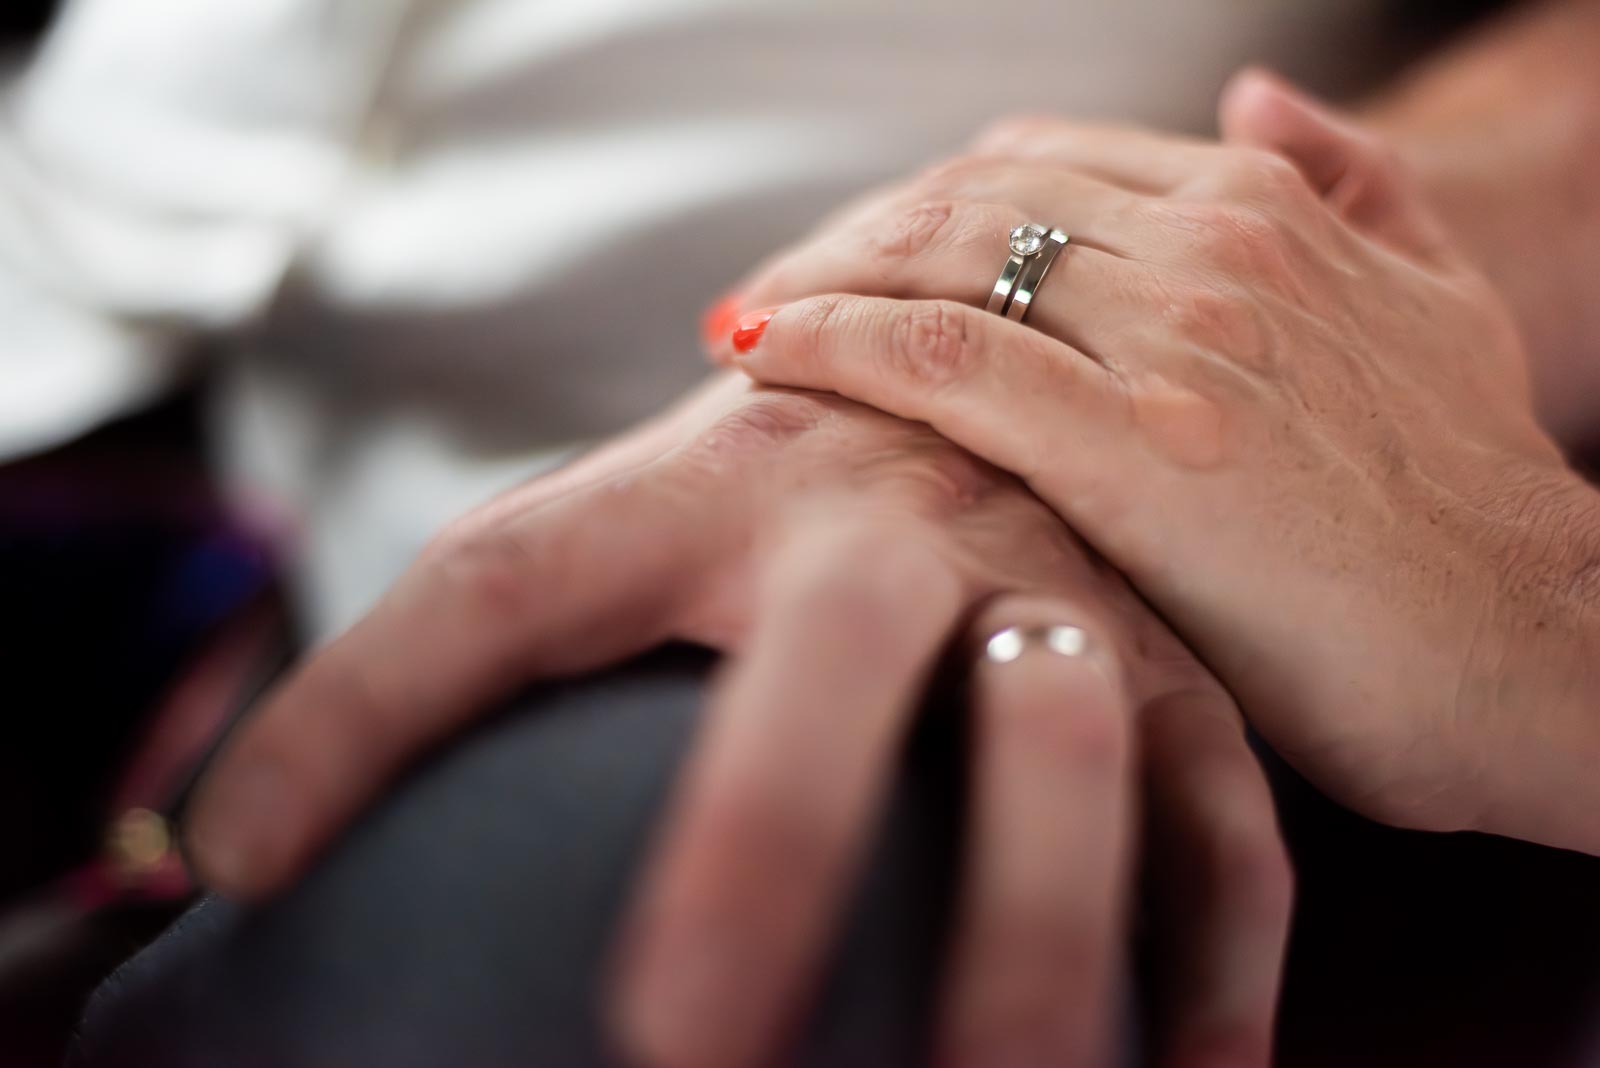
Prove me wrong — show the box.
[699,290,743,348]
[731,308,777,355]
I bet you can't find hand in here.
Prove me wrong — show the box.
[713,73,1600,853]
[185,375,1292,1068]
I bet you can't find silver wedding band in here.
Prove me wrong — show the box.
[986,223,1069,322]
[982,624,1090,664]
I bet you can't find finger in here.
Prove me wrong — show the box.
[724,195,1155,369]
[1138,690,1293,1068]
[1218,67,1451,260]
[185,471,712,901]
[939,596,1134,1068]
[730,295,1133,498]
[613,521,966,1068]
[969,115,1228,195]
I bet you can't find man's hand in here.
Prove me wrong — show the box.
[185,375,1291,1068]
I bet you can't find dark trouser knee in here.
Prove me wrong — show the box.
[69,647,968,1068]
[72,647,1600,1067]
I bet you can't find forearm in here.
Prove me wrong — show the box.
[1362,0,1600,448]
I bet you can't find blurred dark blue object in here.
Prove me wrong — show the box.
[0,390,275,905]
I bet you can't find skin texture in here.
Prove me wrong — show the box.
[721,72,1600,856]
[185,375,1292,1068]
[1362,0,1600,447]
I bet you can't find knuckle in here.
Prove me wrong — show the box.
[879,444,1004,517]
[419,512,487,567]
[780,521,959,651]
[1226,146,1310,202]
[972,113,1057,152]
[869,198,961,262]
[1174,200,1295,283]
[1162,281,1264,355]
[887,300,982,390]
[695,390,829,456]
[790,292,856,363]
[1196,200,1282,257]
[429,529,536,624]
[802,519,952,606]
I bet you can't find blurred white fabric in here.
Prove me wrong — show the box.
[0,0,1397,636]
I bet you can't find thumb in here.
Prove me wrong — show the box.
[1219,67,1448,260]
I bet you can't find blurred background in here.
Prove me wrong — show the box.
[0,7,283,1063]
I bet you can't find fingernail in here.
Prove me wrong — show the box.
[183,759,295,899]
[699,290,743,348]
[731,308,778,355]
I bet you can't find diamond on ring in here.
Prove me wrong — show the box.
[988,222,1069,319]
[1008,223,1048,257]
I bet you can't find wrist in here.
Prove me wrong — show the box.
[1465,469,1600,853]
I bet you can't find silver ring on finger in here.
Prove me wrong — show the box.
[982,623,1090,664]
[1006,226,1069,322]
[985,223,1070,321]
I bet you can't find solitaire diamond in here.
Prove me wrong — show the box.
[1008,223,1047,257]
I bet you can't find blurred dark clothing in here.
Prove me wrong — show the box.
[0,393,273,903]
[0,1,54,44]
[70,649,1600,1068]
[0,394,278,1068]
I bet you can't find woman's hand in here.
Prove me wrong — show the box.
[713,73,1600,853]
[185,375,1291,1068]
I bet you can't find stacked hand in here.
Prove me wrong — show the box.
[183,69,1600,1068]
[188,374,1290,1067]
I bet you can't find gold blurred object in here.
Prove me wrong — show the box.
[106,807,173,880]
